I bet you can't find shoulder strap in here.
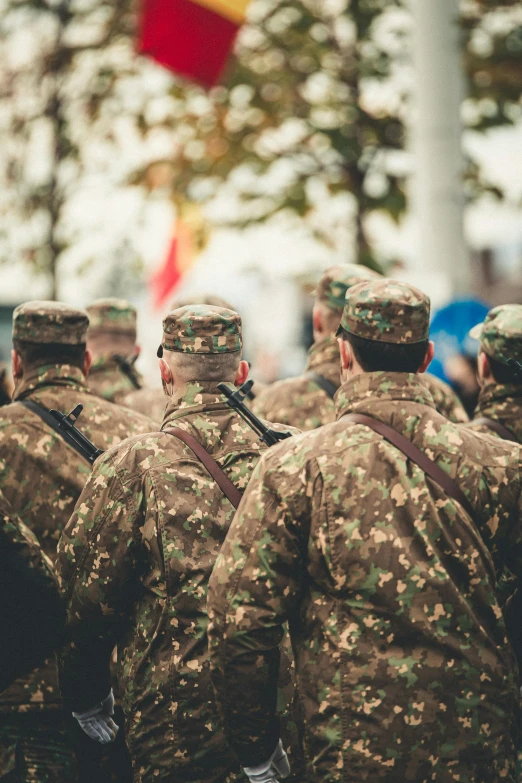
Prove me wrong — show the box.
[344,413,477,523]
[164,427,243,510]
[472,417,519,444]
[18,400,92,464]
[307,372,338,401]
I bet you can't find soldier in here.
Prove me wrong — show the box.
[120,295,238,424]
[208,280,522,783]
[467,304,522,443]
[86,297,144,404]
[0,301,154,782]
[56,305,301,783]
[252,266,467,430]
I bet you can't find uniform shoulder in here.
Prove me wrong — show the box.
[96,427,206,478]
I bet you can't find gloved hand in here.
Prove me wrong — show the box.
[243,740,291,783]
[72,689,119,744]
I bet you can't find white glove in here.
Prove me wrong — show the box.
[72,689,119,744]
[243,740,291,783]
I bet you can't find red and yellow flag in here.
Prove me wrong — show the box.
[139,0,251,87]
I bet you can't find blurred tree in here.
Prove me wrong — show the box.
[461,0,522,201]
[160,0,409,269]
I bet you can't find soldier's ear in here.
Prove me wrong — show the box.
[418,341,435,374]
[11,349,23,380]
[159,358,173,386]
[234,360,249,388]
[477,351,492,384]
[83,349,92,377]
[338,338,352,371]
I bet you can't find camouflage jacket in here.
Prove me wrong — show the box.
[57,382,301,783]
[0,364,154,712]
[468,384,522,442]
[251,335,341,430]
[0,492,64,693]
[121,386,168,425]
[88,355,143,404]
[252,337,469,430]
[423,374,468,424]
[208,372,522,782]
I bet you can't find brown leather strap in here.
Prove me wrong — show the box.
[164,428,243,509]
[472,417,519,444]
[344,413,477,523]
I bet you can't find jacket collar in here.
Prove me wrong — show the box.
[475,383,522,418]
[306,335,341,385]
[13,364,89,402]
[161,381,231,428]
[336,372,437,419]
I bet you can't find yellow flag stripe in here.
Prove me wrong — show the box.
[189,0,249,25]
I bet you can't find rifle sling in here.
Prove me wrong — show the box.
[18,400,92,464]
[472,417,519,444]
[307,372,338,401]
[164,428,242,510]
[344,413,477,524]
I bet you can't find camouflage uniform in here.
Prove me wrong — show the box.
[121,386,167,425]
[0,302,154,780]
[208,281,522,783]
[252,266,467,428]
[86,298,144,404]
[468,305,522,442]
[57,306,302,783]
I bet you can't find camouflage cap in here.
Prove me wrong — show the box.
[13,301,89,346]
[469,304,522,366]
[316,264,381,312]
[160,305,242,355]
[87,298,137,338]
[339,279,430,344]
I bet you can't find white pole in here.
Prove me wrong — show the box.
[411,0,469,295]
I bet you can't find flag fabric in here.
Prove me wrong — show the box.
[150,218,196,310]
[139,0,251,87]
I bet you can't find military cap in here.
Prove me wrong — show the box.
[87,298,137,337]
[159,305,242,356]
[316,264,380,312]
[13,301,89,346]
[339,279,430,344]
[469,304,522,367]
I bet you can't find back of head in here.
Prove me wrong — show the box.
[12,301,89,372]
[315,264,381,334]
[338,279,431,373]
[470,304,522,386]
[86,298,138,358]
[159,304,243,383]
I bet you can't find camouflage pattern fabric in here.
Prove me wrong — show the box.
[121,386,167,425]
[208,372,522,782]
[340,279,430,343]
[315,264,380,311]
[470,304,522,367]
[252,337,468,430]
[161,306,242,354]
[0,363,154,715]
[0,714,78,783]
[469,384,522,442]
[57,382,303,783]
[422,374,468,424]
[251,335,341,430]
[87,355,144,404]
[13,301,89,345]
[87,298,137,337]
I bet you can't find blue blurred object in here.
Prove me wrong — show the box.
[429,298,490,385]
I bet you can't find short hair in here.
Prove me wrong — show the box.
[166,350,241,382]
[340,329,429,373]
[487,354,522,386]
[13,340,86,371]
